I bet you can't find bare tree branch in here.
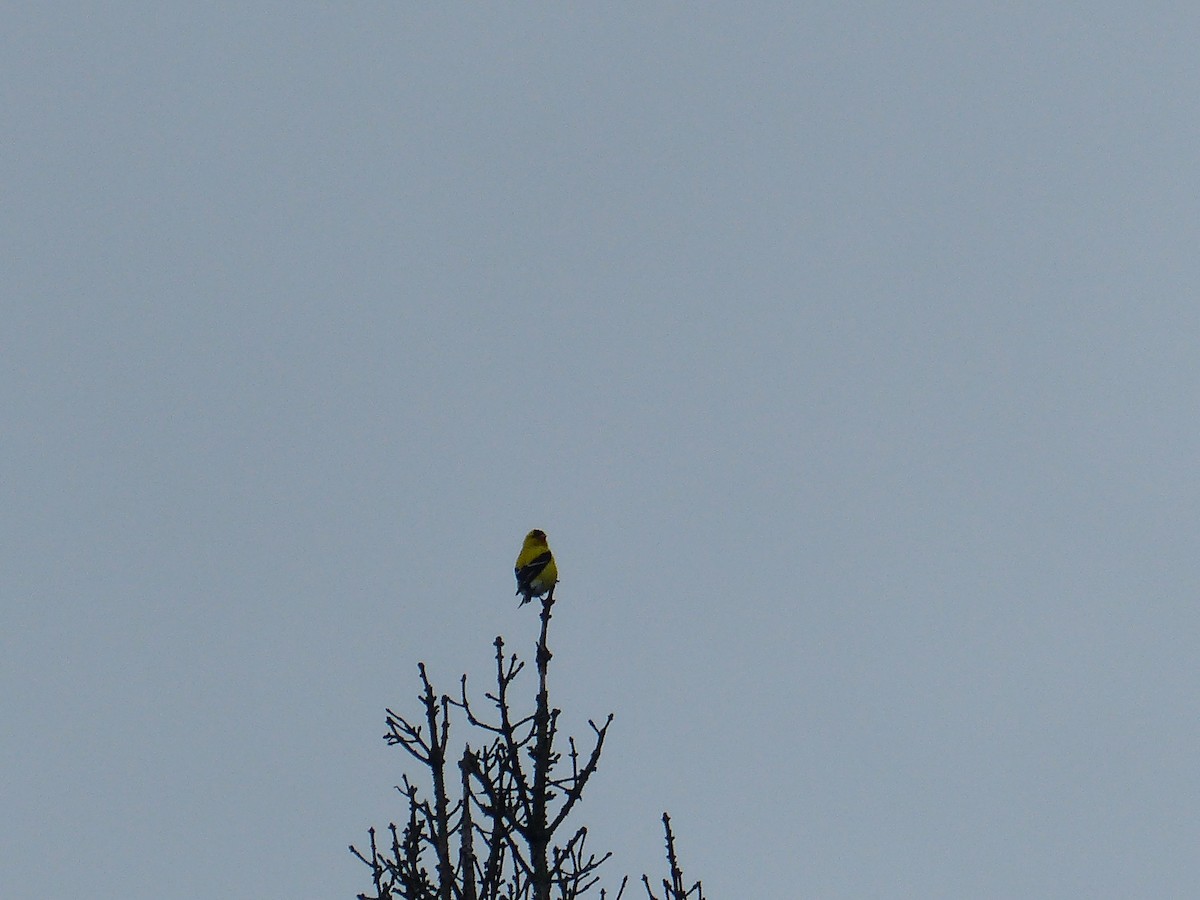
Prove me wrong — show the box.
[355,585,702,899]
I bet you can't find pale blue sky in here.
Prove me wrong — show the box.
[5,5,1199,898]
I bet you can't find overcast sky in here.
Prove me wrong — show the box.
[5,5,1199,898]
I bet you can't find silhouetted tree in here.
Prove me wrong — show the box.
[642,815,704,900]
[351,589,704,899]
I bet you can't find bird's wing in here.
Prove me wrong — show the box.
[515,550,553,591]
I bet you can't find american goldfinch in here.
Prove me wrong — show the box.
[514,529,557,606]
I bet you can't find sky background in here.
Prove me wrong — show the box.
[4,5,1199,898]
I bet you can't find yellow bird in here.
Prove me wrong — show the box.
[514,529,558,606]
